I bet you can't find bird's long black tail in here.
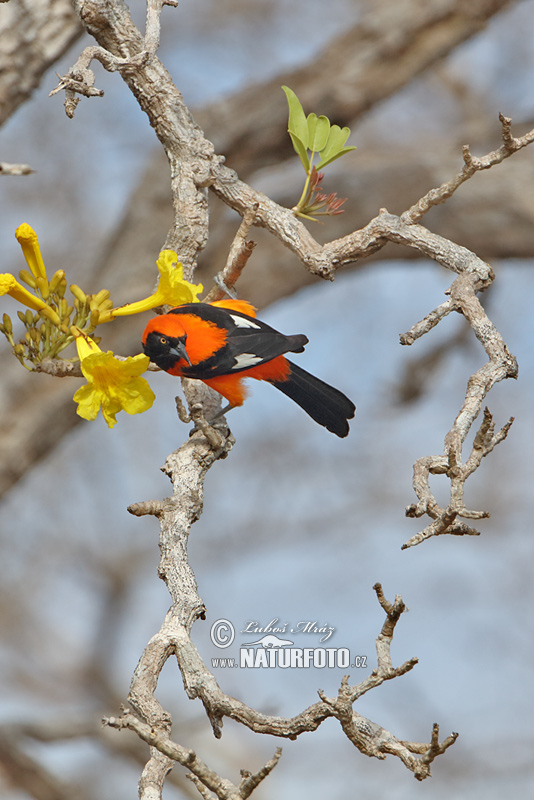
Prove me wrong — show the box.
[269,361,355,437]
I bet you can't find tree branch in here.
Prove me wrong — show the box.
[402,112,534,224]
[112,500,457,789]
[402,259,518,547]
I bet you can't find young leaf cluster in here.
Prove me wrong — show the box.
[283,85,356,172]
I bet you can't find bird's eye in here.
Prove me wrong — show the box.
[159,336,167,345]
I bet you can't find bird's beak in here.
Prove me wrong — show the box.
[169,341,192,366]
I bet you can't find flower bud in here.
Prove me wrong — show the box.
[15,224,47,281]
[30,327,41,345]
[56,277,67,298]
[94,288,111,306]
[58,298,68,318]
[2,314,13,335]
[18,269,37,289]
[70,284,87,304]
[49,270,66,294]
[35,276,49,300]
[39,305,62,327]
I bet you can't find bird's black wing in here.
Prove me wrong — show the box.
[169,303,308,378]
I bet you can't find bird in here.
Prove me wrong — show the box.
[142,299,355,437]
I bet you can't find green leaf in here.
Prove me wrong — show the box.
[288,132,310,173]
[316,146,357,171]
[316,125,356,170]
[307,113,330,152]
[282,86,309,151]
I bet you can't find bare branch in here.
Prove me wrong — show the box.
[34,358,83,378]
[121,525,455,786]
[128,499,168,517]
[0,162,35,176]
[144,0,179,55]
[106,712,237,799]
[402,114,534,224]
[106,711,283,800]
[400,300,455,346]
[391,222,518,546]
[187,773,216,800]
[188,403,227,451]
[204,205,259,303]
[238,748,283,799]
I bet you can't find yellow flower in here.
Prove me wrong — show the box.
[111,250,203,317]
[0,273,48,312]
[15,223,47,281]
[73,334,155,428]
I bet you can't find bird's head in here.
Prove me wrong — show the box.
[142,315,191,372]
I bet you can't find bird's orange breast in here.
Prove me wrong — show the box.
[176,314,228,366]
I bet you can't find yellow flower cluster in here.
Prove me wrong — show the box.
[1,224,203,428]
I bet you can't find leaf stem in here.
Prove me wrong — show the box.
[294,152,316,212]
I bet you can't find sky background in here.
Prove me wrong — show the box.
[0,1,533,798]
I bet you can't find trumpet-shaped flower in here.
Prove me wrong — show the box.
[15,223,47,281]
[111,250,203,317]
[73,334,155,428]
[0,273,49,312]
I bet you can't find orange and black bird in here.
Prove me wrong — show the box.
[142,299,355,437]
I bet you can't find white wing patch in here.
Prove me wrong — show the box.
[232,353,264,369]
[229,314,261,329]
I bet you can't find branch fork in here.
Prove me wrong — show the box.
[112,566,456,794]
